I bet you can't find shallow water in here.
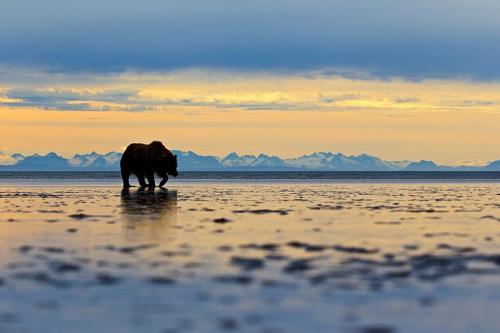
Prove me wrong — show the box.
[0,183,499,332]
[1,171,500,185]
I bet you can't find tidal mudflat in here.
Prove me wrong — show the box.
[0,183,499,333]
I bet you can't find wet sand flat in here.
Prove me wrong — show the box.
[0,183,499,333]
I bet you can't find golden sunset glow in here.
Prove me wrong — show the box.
[1,71,499,165]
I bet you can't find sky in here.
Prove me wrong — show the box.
[1,0,499,165]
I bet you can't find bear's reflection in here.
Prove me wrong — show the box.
[120,188,177,241]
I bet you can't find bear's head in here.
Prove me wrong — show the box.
[159,153,178,177]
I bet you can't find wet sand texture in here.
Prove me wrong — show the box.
[0,184,499,332]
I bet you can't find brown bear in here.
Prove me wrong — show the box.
[120,141,178,189]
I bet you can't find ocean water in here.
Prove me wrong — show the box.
[1,183,500,332]
[0,171,499,185]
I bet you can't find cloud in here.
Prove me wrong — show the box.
[455,159,497,167]
[1,0,500,80]
[2,84,498,113]
[1,70,499,112]
[0,86,369,112]
[1,88,142,111]
[1,87,320,111]
[0,151,16,165]
[393,97,420,104]
[5,88,135,103]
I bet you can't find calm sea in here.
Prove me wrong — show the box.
[0,171,499,185]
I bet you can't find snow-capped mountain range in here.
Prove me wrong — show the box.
[0,150,499,171]
[68,152,122,169]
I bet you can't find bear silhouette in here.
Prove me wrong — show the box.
[120,141,178,188]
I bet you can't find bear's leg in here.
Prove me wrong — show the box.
[159,174,168,187]
[137,173,148,188]
[146,172,156,189]
[121,169,131,188]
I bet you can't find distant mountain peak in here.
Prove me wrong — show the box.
[404,160,441,171]
[10,153,26,162]
[224,152,240,159]
[415,160,438,166]
[484,160,500,171]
